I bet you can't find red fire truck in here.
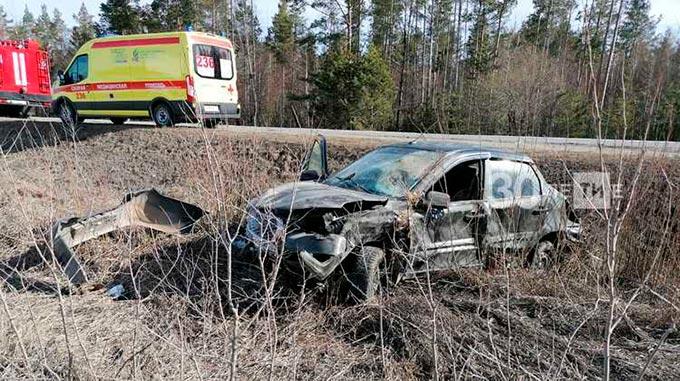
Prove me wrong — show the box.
[0,39,51,117]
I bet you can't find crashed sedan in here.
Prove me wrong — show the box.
[236,137,580,301]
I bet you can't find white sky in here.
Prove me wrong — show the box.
[2,0,678,35]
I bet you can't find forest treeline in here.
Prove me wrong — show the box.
[0,0,678,140]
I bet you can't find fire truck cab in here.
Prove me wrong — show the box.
[0,39,52,117]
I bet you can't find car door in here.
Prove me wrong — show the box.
[61,54,92,111]
[300,135,328,181]
[190,41,237,117]
[514,162,547,249]
[484,159,544,253]
[405,159,486,275]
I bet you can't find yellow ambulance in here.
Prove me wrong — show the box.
[52,31,239,128]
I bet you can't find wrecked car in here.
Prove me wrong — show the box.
[235,137,580,301]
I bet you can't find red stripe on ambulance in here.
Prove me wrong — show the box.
[92,37,180,49]
[190,36,233,49]
[55,80,186,93]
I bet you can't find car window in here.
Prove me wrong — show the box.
[325,146,444,198]
[488,160,541,200]
[193,44,234,80]
[64,55,88,84]
[217,47,233,79]
[519,164,541,196]
[303,139,325,176]
[431,160,482,201]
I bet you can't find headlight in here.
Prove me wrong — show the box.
[245,207,285,246]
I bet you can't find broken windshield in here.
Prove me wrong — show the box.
[325,146,444,198]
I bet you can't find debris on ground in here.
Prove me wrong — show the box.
[50,188,204,285]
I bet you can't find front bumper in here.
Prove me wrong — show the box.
[1,91,51,109]
[233,232,350,280]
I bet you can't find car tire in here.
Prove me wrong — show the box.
[347,246,385,303]
[110,117,127,125]
[203,119,219,129]
[57,101,78,127]
[0,106,22,118]
[527,240,556,270]
[151,102,174,127]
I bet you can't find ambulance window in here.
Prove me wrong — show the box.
[193,45,215,78]
[216,48,233,80]
[65,55,88,84]
[193,45,233,80]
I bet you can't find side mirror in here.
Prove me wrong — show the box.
[424,191,450,209]
[57,70,65,85]
[300,169,321,182]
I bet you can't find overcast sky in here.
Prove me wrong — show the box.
[2,0,679,35]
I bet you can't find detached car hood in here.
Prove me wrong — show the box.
[254,181,388,211]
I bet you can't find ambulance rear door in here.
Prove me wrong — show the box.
[189,37,238,119]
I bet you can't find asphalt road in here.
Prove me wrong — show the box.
[4,116,679,157]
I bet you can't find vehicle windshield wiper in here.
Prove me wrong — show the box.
[336,172,356,181]
[335,172,372,194]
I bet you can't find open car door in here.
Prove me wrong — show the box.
[300,135,328,181]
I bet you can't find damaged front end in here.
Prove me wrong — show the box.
[51,189,205,285]
[236,206,356,280]
[236,182,396,280]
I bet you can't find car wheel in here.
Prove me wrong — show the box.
[0,106,22,118]
[203,119,219,129]
[527,240,556,270]
[347,246,385,303]
[151,102,174,127]
[110,117,127,125]
[58,101,78,127]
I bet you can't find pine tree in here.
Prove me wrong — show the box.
[346,0,363,54]
[199,0,232,34]
[146,0,199,32]
[99,0,142,35]
[31,6,67,72]
[466,0,493,77]
[0,5,12,39]
[234,0,262,125]
[310,45,395,130]
[619,0,655,53]
[34,5,52,49]
[234,0,261,38]
[310,0,363,53]
[270,0,295,63]
[521,0,576,53]
[289,0,308,38]
[49,9,68,73]
[13,6,35,40]
[71,3,97,53]
[355,46,395,129]
[371,0,403,55]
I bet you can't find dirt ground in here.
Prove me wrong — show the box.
[0,119,678,380]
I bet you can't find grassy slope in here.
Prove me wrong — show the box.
[0,120,678,380]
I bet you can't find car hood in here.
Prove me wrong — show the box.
[253,181,389,211]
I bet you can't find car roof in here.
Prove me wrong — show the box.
[385,140,533,163]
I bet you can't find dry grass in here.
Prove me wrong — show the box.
[0,119,678,380]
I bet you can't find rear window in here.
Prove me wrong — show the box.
[192,44,233,80]
[488,159,542,200]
